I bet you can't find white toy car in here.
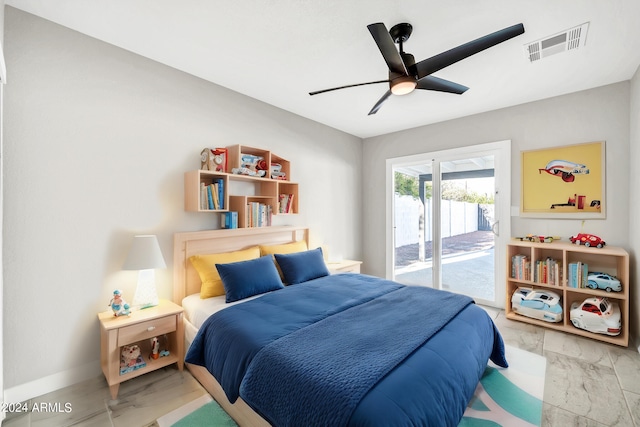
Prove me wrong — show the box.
[570,297,621,336]
[511,287,563,323]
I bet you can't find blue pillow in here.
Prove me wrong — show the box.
[216,255,284,303]
[274,247,330,285]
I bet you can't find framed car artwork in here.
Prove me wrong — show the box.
[521,141,605,219]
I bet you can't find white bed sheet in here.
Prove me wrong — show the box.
[182,292,267,329]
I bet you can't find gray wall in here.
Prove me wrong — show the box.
[1,0,5,415]
[363,83,631,282]
[3,7,362,397]
[629,66,640,350]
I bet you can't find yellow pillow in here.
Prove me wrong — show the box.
[189,246,260,299]
[259,240,308,256]
[260,241,309,280]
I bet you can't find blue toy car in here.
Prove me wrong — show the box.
[511,287,563,323]
[587,272,621,292]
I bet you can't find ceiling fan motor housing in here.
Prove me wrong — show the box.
[390,51,417,95]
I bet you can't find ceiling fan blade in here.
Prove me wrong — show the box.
[367,23,408,75]
[309,79,390,96]
[416,75,469,94]
[413,23,525,79]
[368,89,392,115]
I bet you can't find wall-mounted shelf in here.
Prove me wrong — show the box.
[184,145,298,227]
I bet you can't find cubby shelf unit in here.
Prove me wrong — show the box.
[506,240,629,347]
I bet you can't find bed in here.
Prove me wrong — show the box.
[173,226,507,427]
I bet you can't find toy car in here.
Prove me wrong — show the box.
[570,297,621,335]
[587,272,622,292]
[538,160,589,182]
[569,233,605,248]
[511,287,563,322]
[515,234,556,243]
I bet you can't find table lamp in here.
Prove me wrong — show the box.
[123,235,166,309]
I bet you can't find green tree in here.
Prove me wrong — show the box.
[394,172,419,198]
[441,181,494,204]
[394,172,433,199]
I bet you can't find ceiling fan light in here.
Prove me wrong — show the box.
[391,78,417,95]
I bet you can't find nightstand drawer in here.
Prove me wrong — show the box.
[327,260,362,274]
[118,316,176,346]
[336,264,360,273]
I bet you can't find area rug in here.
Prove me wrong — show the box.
[156,394,237,427]
[159,345,544,427]
[459,345,546,427]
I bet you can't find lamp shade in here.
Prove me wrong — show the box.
[123,235,166,270]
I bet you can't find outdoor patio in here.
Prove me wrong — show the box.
[394,230,496,301]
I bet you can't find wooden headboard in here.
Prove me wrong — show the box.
[172,226,309,303]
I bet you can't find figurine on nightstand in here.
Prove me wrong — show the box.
[108,290,131,317]
[150,336,160,359]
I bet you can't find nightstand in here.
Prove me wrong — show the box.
[98,299,184,399]
[326,260,362,274]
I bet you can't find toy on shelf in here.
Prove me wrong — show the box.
[270,163,286,180]
[570,297,621,336]
[514,234,560,243]
[120,344,146,375]
[232,154,267,177]
[587,272,622,292]
[200,148,228,173]
[150,335,170,359]
[150,337,160,360]
[108,290,130,317]
[511,287,563,323]
[569,233,605,248]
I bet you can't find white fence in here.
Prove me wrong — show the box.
[394,194,493,248]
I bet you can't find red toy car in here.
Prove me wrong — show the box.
[570,233,605,248]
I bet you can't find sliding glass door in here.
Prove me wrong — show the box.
[387,141,510,307]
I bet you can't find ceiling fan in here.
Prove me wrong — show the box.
[309,22,525,115]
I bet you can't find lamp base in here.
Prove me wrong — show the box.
[132,269,159,309]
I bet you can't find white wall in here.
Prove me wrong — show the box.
[363,83,631,281]
[1,0,5,418]
[2,7,362,400]
[628,65,640,350]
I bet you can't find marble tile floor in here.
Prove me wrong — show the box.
[4,309,640,427]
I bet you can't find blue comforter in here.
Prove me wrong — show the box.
[185,274,507,427]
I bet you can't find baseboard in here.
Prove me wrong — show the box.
[3,360,101,403]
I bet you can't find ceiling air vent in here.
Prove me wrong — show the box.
[524,22,589,62]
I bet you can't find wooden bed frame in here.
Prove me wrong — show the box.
[172,226,309,426]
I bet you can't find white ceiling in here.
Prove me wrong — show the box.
[6,0,640,139]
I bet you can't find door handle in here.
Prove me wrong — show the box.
[491,220,499,237]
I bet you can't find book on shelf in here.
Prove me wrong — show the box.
[278,193,295,214]
[200,183,207,210]
[120,355,146,376]
[246,202,272,227]
[511,254,530,281]
[568,262,589,288]
[208,184,217,209]
[221,212,238,229]
[200,180,225,210]
[533,257,562,286]
[216,178,224,209]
